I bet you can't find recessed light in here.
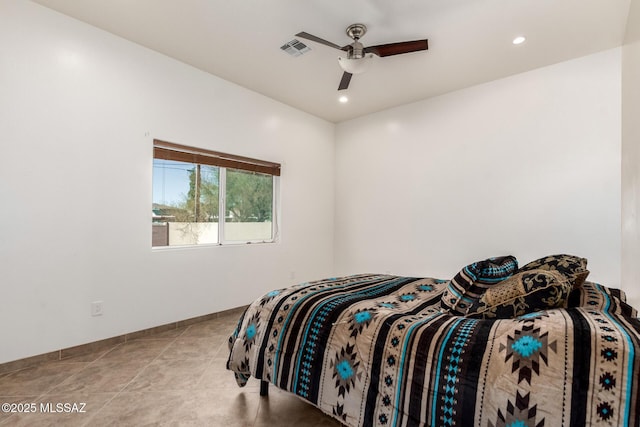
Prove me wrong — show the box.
[512,36,526,45]
[339,95,349,103]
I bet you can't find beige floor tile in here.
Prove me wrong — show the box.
[177,388,262,426]
[0,309,348,427]
[59,347,115,363]
[159,337,221,360]
[49,359,149,394]
[99,339,172,363]
[59,337,125,362]
[89,389,261,427]
[0,362,88,397]
[86,390,185,426]
[180,319,235,339]
[254,388,343,427]
[124,358,210,392]
[196,356,260,392]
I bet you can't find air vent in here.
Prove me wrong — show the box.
[280,39,310,57]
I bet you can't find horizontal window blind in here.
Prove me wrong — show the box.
[153,139,281,176]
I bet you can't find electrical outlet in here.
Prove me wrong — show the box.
[91,301,104,317]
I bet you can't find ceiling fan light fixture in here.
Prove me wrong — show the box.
[338,54,374,74]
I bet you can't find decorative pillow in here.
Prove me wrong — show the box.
[518,254,589,289]
[568,281,638,318]
[440,255,518,316]
[465,269,571,319]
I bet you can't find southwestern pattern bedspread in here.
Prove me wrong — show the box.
[227,274,640,426]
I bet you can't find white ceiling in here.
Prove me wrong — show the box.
[32,0,631,123]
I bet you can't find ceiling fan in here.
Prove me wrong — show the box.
[296,24,428,91]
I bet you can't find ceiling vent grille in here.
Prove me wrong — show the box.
[280,39,310,57]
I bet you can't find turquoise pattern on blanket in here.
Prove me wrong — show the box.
[511,336,542,358]
[378,302,396,309]
[246,323,257,340]
[293,277,414,398]
[439,319,477,427]
[336,360,354,380]
[354,311,372,324]
[400,293,416,302]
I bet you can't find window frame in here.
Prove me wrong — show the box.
[152,139,280,248]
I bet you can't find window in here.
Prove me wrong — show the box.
[152,140,280,247]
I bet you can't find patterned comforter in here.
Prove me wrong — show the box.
[227,274,640,426]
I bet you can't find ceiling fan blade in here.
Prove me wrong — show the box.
[296,32,343,50]
[364,39,428,57]
[338,72,352,91]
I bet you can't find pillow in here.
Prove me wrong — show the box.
[518,254,589,289]
[568,281,638,318]
[465,269,571,319]
[440,255,518,316]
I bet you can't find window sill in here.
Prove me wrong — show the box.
[151,240,277,251]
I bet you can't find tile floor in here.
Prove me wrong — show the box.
[0,309,342,426]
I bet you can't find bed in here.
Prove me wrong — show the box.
[227,256,640,426]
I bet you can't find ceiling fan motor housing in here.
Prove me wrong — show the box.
[346,24,367,59]
[349,41,365,59]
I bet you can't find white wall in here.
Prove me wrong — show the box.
[622,0,640,309]
[0,0,335,364]
[335,49,622,285]
[0,0,630,365]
